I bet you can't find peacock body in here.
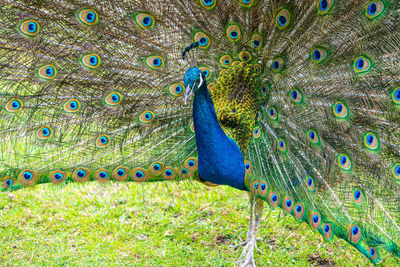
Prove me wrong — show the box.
[1,0,400,265]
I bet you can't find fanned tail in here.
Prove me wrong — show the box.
[0,1,203,190]
[245,0,400,263]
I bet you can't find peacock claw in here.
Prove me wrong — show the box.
[233,237,262,249]
[239,237,257,267]
[232,241,248,249]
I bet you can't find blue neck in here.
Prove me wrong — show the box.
[193,81,246,191]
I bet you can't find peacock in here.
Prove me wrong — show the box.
[1,0,400,265]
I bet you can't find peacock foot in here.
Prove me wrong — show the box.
[239,237,257,267]
[233,237,262,250]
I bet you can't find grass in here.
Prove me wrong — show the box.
[0,181,399,266]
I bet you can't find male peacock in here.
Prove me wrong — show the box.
[1,0,400,265]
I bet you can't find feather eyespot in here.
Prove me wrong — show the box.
[261,83,269,95]
[132,167,149,182]
[239,0,255,7]
[256,111,262,121]
[306,176,315,191]
[19,169,38,186]
[4,178,14,187]
[113,166,129,181]
[365,1,384,19]
[139,110,155,123]
[307,129,320,145]
[283,197,294,214]
[72,167,90,182]
[105,92,122,106]
[94,169,110,183]
[226,24,241,42]
[135,13,155,29]
[5,99,22,113]
[311,48,328,64]
[244,161,252,175]
[332,101,349,119]
[268,192,280,208]
[146,56,164,70]
[363,132,380,151]
[2,177,16,189]
[239,51,251,63]
[169,83,185,97]
[271,57,284,73]
[353,189,364,204]
[392,88,400,105]
[250,180,260,194]
[347,225,362,244]
[96,134,110,148]
[37,126,52,139]
[353,56,372,74]
[200,0,216,9]
[338,153,352,171]
[220,55,232,68]
[368,247,379,261]
[294,203,305,220]
[289,88,303,103]
[199,67,211,80]
[19,19,40,36]
[77,9,99,25]
[322,223,333,241]
[163,167,176,180]
[250,34,263,50]
[277,138,287,152]
[140,111,153,122]
[150,161,164,175]
[194,32,211,49]
[81,53,101,69]
[185,157,198,171]
[180,168,190,178]
[37,65,57,80]
[267,106,278,120]
[49,170,67,185]
[310,212,321,230]
[275,9,291,29]
[392,163,400,180]
[317,0,334,15]
[257,182,268,197]
[63,99,80,113]
[253,126,261,139]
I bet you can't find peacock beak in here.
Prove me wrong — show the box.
[184,84,194,105]
[184,75,203,105]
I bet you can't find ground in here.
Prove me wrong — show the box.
[0,181,399,266]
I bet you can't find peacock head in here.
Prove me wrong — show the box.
[182,41,205,104]
[183,67,204,104]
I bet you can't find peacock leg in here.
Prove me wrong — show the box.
[239,193,264,267]
[233,192,255,249]
[253,198,264,252]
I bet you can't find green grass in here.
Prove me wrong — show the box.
[0,181,399,266]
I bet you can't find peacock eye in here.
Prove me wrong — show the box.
[135,13,155,29]
[19,19,40,37]
[365,1,385,19]
[275,9,291,30]
[317,0,334,15]
[77,8,99,26]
